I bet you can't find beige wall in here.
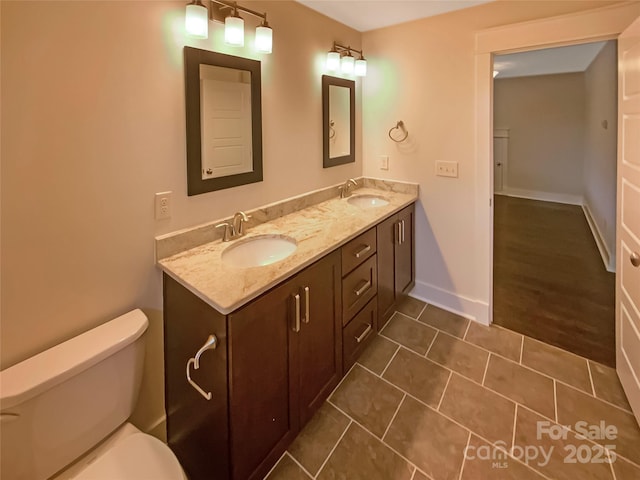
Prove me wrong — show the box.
[0,0,361,435]
[584,40,618,268]
[494,72,586,200]
[361,1,629,321]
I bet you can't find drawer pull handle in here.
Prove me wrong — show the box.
[355,324,373,343]
[355,244,371,258]
[303,286,310,324]
[354,279,372,297]
[396,222,402,245]
[292,293,301,332]
[401,219,406,244]
[186,334,218,401]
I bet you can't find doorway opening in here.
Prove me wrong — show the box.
[491,41,617,366]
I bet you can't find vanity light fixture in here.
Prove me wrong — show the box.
[326,42,367,77]
[493,70,499,78]
[185,0,272,53]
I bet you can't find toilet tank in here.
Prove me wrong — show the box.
[0,309,148,480]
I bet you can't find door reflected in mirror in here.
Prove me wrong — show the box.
[200,64,253,180]
[322,75,355,168]
[185,47,263,196]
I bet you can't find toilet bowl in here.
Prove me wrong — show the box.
[0,309,185,480]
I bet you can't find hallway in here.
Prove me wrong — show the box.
[493,195,615,366]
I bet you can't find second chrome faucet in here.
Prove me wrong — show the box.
[339,178,358,198]
[216,211,250,242]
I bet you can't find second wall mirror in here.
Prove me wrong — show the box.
[322,75,355,168]
[185,47,263,196]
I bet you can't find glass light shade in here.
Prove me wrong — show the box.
[326,51,340,71]
[185,3,208,39]
[255,25,272,54]
[354,58,367,77]
[225,15,244,47]
[493,70,499,78]
[341,54,355,74]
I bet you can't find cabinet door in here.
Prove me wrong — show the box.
[164,275,230,480]
[296,251,342,426]
[228,280,300,480]
[395,204,415,294]
[377,214,398,326]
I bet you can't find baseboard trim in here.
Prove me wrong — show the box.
[582,203,615,272]
[410,281,490,326]
[496,188,583,206]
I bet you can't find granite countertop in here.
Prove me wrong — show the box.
[157,181,418,314]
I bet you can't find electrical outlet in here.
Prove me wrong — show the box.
[155,191,172,220]
[380,155,389,171]
[436,161,459,178]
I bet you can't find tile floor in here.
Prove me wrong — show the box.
[265,296,640,480]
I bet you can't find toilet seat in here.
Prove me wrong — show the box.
[74,432,185,480]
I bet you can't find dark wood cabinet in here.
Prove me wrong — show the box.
[377,204,416,327]
[163,203,415,480]
[164,251,341,480]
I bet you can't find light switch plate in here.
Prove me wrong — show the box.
[380,155,389,171]
[436,161,458,178]
[155,191,172,220]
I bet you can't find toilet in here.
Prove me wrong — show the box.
[0,309,185,480]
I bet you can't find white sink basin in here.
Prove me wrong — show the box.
[347,194,390,208]
[222,235,297,268]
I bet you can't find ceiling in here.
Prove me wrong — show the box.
[493,42,608,78]
[296,0,492,32]
[295,1,608,78]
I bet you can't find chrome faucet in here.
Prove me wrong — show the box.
[339,178,358,198]
[216,211,251,242]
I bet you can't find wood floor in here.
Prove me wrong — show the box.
[493,195,615,366]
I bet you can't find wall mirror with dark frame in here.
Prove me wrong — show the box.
[184,46,263,196]
[322,75,355,168]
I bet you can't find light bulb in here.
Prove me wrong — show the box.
[493,70,499,78]
[355,58,367,77]
[225,14,244,47]
[255,23,272,54]
[185,1,208,39]
[341,54,355,74]
[326,51,340,71]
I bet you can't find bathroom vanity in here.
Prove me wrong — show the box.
[158,179,417,480]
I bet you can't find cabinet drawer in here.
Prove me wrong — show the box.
[342,255,377,324]
[341,228,377,276]
[343,299,377,372]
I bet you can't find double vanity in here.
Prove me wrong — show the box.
[157,178,417,480]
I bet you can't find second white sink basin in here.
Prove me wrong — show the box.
[348,194,390,208]
[222,235,297,268]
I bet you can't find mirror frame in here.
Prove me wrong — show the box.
[184,46,263,196]
[322,75,355,168]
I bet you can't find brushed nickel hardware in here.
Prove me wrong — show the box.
[631,251,640,267]
[396,222,402,245]
[292,293,301,332]
[354,244,371,259]
[401,220,405,244]
[354,279,372,297]
[186,334,218,400]
[339,178,358,198]
[303,286,310,324]
[217,211,251,242]
[215,222,234,242]
[355,324,373,343]
[388,120,408,143]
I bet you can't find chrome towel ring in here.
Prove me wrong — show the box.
[388,120,408,142]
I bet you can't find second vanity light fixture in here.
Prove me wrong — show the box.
[185,0,273,53]
[326,42,367,77]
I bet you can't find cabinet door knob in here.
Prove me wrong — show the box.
[302,287,310,324]
[292,293,301,332]
[631,251,640,267]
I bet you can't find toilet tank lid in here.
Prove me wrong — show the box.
[0,309,148,410]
